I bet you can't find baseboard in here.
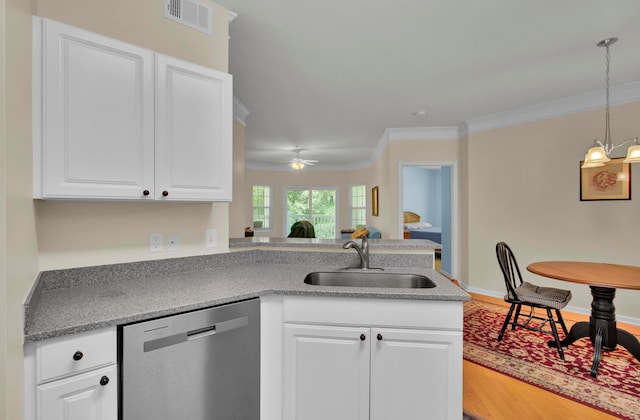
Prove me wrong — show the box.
[467,286,640,327]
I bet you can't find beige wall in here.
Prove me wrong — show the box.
[458,132,470,293]
[4,0,40,419]
[467,102,640,319]
[1,0,7,414]
[229,120,248,238]
[2,1,234,418]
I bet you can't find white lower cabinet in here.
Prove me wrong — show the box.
[274,296,464,420]
[284,324,461,420]
[369,328,460,420]
[284,324,371,420]
[24,327,117,420]
[37,365,117,420]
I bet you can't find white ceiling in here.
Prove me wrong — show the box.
[212,0,640,170]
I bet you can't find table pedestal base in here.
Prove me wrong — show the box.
[547,286,640,378]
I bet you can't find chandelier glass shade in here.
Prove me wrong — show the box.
[581,38,640,168]
[290,161,305,170]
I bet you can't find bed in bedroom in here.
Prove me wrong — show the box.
[403,211,441,245]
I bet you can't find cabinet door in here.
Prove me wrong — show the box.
[283,324,370,420]
[155,54,233,201]
[370,328,463,420]
[35,18,155,200]
[37,365,117,420]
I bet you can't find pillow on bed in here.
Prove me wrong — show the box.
[404,222,432,229]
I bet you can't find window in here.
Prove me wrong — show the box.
[252,185,271,230]
[286,188,337,238]
[350,185,366,227]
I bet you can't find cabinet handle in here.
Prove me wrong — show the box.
[99,376,109,386]
[162,191,169,197]
[360,334,366,341]
[142,190,150,196]
[377,334,383,341]
[72,351,83,361]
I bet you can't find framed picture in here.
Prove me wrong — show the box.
[371,186,379,216]
[580,157,631,201]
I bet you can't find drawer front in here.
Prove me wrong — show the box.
[282,296,463,330]
[36,327,116,383]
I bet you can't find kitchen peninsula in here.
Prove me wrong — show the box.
[24,239,468,420]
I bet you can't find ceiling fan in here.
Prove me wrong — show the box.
[286,149,318,170]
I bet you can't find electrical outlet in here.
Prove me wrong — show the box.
[205,229,217,248]
[167,234,179,251]
[149,233,163,252]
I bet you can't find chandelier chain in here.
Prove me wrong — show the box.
[604,41,612,149]
[582,37,639,168]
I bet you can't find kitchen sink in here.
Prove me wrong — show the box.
[303,271,436,289]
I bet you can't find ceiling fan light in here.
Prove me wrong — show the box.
[623,145,640,163]
[291,161,305,170]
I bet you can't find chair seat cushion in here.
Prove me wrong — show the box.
[507,282,572,309]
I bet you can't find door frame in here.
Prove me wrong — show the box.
[397,161,458,280]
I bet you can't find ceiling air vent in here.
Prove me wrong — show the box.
[164,0,213,35]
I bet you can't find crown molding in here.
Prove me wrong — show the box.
[466,81,640,134]
[233,96,250,125]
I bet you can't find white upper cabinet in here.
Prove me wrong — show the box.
[155,54,232,201]
[32,17,232,202]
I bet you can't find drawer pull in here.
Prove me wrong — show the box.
[377,334,383,341]
[360,334,366,341]
[162,190,169,197]
[72,351,83,361]
[99,375,109,386]
[143,189,150,196]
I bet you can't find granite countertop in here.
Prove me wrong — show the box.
[229,237,441,250]
[24,248,469,344]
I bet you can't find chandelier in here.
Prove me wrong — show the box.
[581,38,640,168]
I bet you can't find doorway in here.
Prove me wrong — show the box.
[398,162,457,280]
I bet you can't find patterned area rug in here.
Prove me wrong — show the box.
[464,300,640,420]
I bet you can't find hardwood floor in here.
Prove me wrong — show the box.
[463,292,640,420]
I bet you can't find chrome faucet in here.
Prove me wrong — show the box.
[342,236,370,269]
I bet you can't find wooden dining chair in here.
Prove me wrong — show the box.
[495,242,572,360]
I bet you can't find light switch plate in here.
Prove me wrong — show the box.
[205,229,217,248]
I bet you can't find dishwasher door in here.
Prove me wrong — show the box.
[120,298,260,420]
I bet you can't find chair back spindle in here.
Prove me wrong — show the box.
[496,242,523,301]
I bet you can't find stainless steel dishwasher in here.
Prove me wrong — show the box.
[119,298,260,420]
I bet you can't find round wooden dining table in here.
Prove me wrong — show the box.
[527,261,640,378]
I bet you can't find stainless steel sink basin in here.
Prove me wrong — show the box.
[303,271,436,289]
